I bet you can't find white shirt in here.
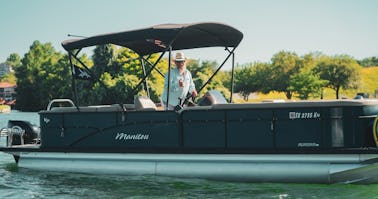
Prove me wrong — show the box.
[161,68,196,107]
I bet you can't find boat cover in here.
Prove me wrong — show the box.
[61,22,243,55]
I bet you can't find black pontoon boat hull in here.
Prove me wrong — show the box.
[2,98,378,184]
[2,99,378,184]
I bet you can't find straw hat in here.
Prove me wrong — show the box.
[174,52,186,61]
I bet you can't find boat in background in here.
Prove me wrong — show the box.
[1,22,378,184]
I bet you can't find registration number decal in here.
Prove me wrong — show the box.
[289,112,321,119]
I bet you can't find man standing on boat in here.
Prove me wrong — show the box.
[161,52,198,110]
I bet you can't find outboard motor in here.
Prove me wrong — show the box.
[198,90,228,106]
[7,120,40,146]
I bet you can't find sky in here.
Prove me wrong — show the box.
[1,0,377,68]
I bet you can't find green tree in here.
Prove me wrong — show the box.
[234,66,253,101]
[91,72,139,104]
[233,64,255,101]
[358,56,378,67]
[47,54,73,99]
[251,62,273,95]
[0,73,16,84]
[14,41,63,111]
[83,44,118,105]
[289,69,327,100]
[191,60,216,93]
[113,48,145,100]
[144,54,168,102]
[6,53,22,67]
[87,46,165,104]
[0,53,21,83]
[288,52,328,100]
[114,48,142,77]
[112,48,163,102]
[188,60,230,100]
[92,44,115,76]
[314,55,361,99]
[233,62,272,101]
[270,51,301,99]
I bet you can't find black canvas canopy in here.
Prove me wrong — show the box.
[62,22,243,107]
[62,22,243,55]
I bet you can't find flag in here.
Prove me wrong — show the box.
[146,39,166,48]
[72,65,92,80]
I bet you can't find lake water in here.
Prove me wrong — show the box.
[1,111,378,198]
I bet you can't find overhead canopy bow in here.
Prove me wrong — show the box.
[62,22,243,55]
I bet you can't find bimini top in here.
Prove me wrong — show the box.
[61,22,243,55]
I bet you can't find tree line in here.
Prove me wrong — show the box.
[0,40,376,111]
[234,51,362,100]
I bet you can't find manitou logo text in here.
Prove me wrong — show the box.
[115,133,149,140]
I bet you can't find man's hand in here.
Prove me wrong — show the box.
[191,90,198,97]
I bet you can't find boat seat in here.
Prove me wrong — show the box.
[134,96,157,111]
[197,90,228,106]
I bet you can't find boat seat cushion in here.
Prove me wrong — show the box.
[134,96,157,111]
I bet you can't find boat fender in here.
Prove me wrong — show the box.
[373,116,378,147]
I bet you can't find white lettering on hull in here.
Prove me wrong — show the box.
[289,112,321,119]
[115,133,149,140]
[298,142,319,147]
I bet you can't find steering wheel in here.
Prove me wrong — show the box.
[174,94,197,111]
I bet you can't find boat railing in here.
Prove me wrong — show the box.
[180,106,213,112]
[48,104,125,112]
[46,97,157,113]
[211,100,378,110]
[47,99,75,110]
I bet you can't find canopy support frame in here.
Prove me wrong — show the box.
[196,47,238,102]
